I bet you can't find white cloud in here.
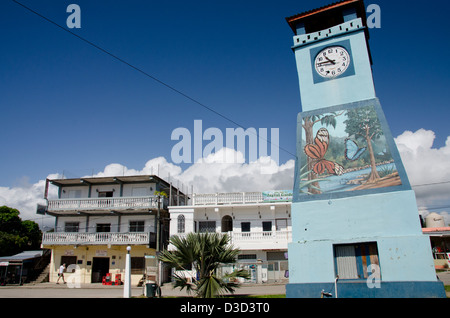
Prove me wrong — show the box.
[2,129,450,229]
[395,129,450,225]
[88,148,294,194]
[0,173,60,230]
[395,129,450,202]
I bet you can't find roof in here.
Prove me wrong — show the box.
[422,227,450,233]
[49,174,185,194]
[0,250,44,264]
[286,0,367,34]
[422,227,450,237]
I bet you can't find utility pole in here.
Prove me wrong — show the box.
[123,246,131,298]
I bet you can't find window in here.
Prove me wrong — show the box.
[129,221,145,232]
[238,254,257,260]
[221,215,233,232]
[98,191,113,198]
[334,242,380,280]
[96,223,111,233]
[65,222,79,232]
[241,222,250,232]
[131,257,145,274]
[262,221,272,232]
[177,215,185,234]
[198,221,216,233]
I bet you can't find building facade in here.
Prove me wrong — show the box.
[168,191,292,284]
[39,175,186,286]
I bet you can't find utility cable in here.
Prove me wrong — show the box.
[12,0,296,158]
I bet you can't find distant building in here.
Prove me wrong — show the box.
[39,175,186,285]
[422,212,450,270]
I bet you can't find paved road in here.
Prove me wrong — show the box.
[0,282,286,298]
[0,272,448,298]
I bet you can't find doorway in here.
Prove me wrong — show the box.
[91,257,109,283]
[221,215,233,233]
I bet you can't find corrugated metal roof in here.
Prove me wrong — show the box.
[48,174,186,194]
[0,250,44,263]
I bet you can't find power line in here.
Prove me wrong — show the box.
[12,0,296,159]
[411,180,450,188]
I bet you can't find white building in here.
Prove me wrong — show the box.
[168,191,292,284]
[39,175,186,285]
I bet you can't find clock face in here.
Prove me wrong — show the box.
[314,46,351,79]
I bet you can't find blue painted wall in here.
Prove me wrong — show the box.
[288,190,438,283]
[286,281,446,298]
[292,20,375,112]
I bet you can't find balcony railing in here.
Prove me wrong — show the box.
[42,232,156,246]
[47,196,167,212]
[192,192,264,205]
[171,230,291,250]
[230,230,291,243]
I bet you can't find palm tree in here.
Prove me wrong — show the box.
[159,232,250,298]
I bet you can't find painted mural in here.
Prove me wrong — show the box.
[299,105,402,196]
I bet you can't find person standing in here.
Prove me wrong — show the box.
[56,263,66,284]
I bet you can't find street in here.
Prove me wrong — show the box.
[0,272,448,298]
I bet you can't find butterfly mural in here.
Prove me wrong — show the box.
[344,138,366,161]
[304,128,344,176]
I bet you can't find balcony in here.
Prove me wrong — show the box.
[171,230,291,250]
[191,191,292,206]
[42,232,156,247]
[47,196,168,214]
[192,192,264,205]
[233,230,291,249]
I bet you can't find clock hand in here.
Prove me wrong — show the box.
[324,56,336,64]
[317,61,334,66]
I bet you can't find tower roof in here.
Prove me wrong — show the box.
[286,0,367,35]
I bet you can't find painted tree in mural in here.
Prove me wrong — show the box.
[302,111,344,194]
[344,106,383,183]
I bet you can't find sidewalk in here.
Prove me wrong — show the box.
[0,282,286,298]
[0,272,448,298]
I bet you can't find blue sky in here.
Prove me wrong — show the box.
[1,0,449,193]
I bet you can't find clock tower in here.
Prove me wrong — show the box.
[285,0,445,298]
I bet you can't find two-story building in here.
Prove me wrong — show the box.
[40,175,186,285]
[168,191,292,284]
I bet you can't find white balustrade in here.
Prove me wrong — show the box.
[193,192,264,205]
[169,230,291,250]
[47,196,163,212]
[42,232,151,245]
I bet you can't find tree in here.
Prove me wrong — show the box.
[344,106,383,183]
[159,232,250,298]
[0,206,42,256]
